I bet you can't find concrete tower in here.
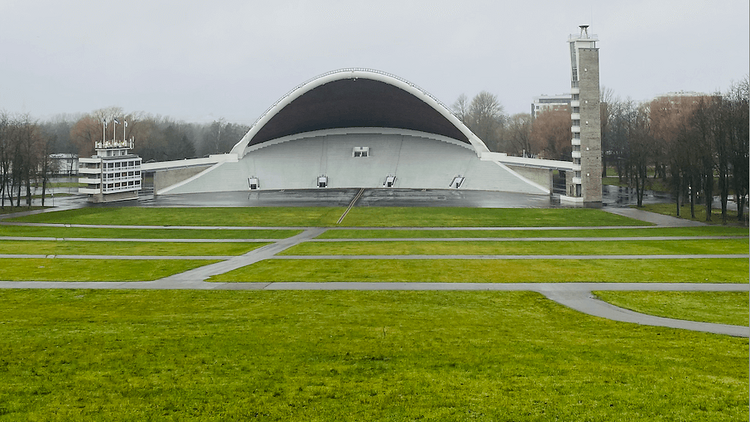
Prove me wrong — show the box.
[568,25,602,206]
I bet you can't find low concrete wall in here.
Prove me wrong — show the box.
[154,165,212,194]
[87,191,138,203]
[505,165,552,193]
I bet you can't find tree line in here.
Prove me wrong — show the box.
[452,91,572,160]
[0,113,56,208]
[61,107,249,162]
[454,78,748,223]
[3,83,748,221]
[600,79,748,222]
[0,107,250,210]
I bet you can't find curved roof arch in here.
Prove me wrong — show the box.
[230,69,490,158]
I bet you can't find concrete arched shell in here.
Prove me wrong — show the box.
[230,69,490,158]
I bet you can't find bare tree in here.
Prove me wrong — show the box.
[0,112,10,209]
[727,77,749,222]
[505,113,533,156]
[452,92,507,152]
[599,87,615,177]
[70,114,102,157]
[530,107,571,160]
[451,94,470,124]
[468,91,506,151]
[625,103,652,207]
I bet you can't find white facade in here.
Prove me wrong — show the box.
[160,128,549,195]
[79,140,142,202]
[531,94,571,119]
[49,153,79,175]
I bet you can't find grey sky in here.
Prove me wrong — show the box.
[1,0,747,125]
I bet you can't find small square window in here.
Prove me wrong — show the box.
[353,147,369,158]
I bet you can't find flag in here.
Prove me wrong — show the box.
[124,121,128,127]
[102,118,107,126]
[113,118,120,124]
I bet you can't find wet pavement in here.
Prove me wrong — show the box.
[132,189,561,209]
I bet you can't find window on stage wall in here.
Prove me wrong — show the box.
[352,147,369,158]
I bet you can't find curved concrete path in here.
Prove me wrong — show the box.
[603,207,707,227]
[540,287,748,337]
[0,280,746,337]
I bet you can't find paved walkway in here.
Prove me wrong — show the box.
[1,208,747,337]
[603,207,706,227]
[1,253,745,261]
[275,254,746,260]
[2,235,745,242]
[153,228,326,288]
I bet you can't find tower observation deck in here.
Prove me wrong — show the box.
[566,25,602,207]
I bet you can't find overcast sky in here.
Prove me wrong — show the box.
[1,0,747,125]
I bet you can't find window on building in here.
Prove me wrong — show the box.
[353,147,369,158]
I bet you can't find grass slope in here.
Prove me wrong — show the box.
[282,239,748,256]
[7,207,345,227]
[208,259,748,283]
[0,259,217,281]
[0,225,302,239]
[640,203,748,225]
[0,240,269,256]
[318,226,749,239]
[341,207,652,227]
[594,291,750,326]
[8,207,651,228]
[0,290,745,421]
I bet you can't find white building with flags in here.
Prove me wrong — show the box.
[78,118,142,203]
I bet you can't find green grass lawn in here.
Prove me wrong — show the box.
[341,207,651,227]
[0,206,45,215]
[318,226,749,239]
[208,258,748,283]
[0,225,302,239]
[7,207,346,227]
[8,207,652,228]
[594,291,750,327]
[0,240,269,256]
[0,259,218,281]
[640,203,748,226]
[0,290,745,421]
[281,239,748,256]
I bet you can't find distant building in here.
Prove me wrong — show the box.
[79,137,142,203]
[531,94,571,119]
[654,91,707,100]
[49,153,78,175]
[651,91,709,108]
[566,25,602,207]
